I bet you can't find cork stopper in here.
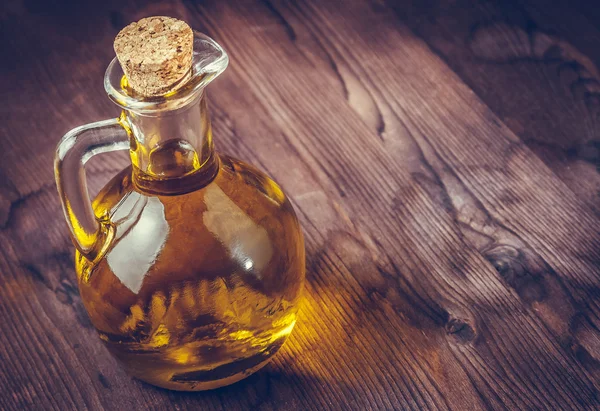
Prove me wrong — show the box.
[114,16,194,97]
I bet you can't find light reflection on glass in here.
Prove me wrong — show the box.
[203,185,273,276]
[107,195,169,293]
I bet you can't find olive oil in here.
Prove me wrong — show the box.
[77,154,304,390]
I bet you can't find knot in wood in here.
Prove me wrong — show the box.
[445,318,476,344]
[483,244,523,284]
[484,244,548,303]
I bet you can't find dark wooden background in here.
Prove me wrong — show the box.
[1,0,600,409]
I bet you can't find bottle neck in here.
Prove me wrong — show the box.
[122,92,219,194]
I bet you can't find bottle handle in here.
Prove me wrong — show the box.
[54,118,129,257]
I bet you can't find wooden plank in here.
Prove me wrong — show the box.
[383,0,600,214]
[0,0,599,409]
[327,0,600,381]
[282,0,600,380]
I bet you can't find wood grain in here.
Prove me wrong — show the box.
[1,0,599,409]
[387,0,600,214]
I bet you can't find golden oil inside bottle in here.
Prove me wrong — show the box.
[77,154,305,390]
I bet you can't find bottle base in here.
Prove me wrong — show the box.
[105,337,286,392]
[132,356,274,391]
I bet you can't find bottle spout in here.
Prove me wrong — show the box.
[105,31,229,114]
[190,32,229,88]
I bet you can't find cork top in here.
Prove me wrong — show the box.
[114,16,194,97]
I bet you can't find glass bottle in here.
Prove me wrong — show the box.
[54,32,305,391]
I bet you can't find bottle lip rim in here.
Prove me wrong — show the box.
[104,31,229,115]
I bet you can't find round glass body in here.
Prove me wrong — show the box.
[76,155,305,391]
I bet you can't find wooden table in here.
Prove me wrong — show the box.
[1,0,599,409]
